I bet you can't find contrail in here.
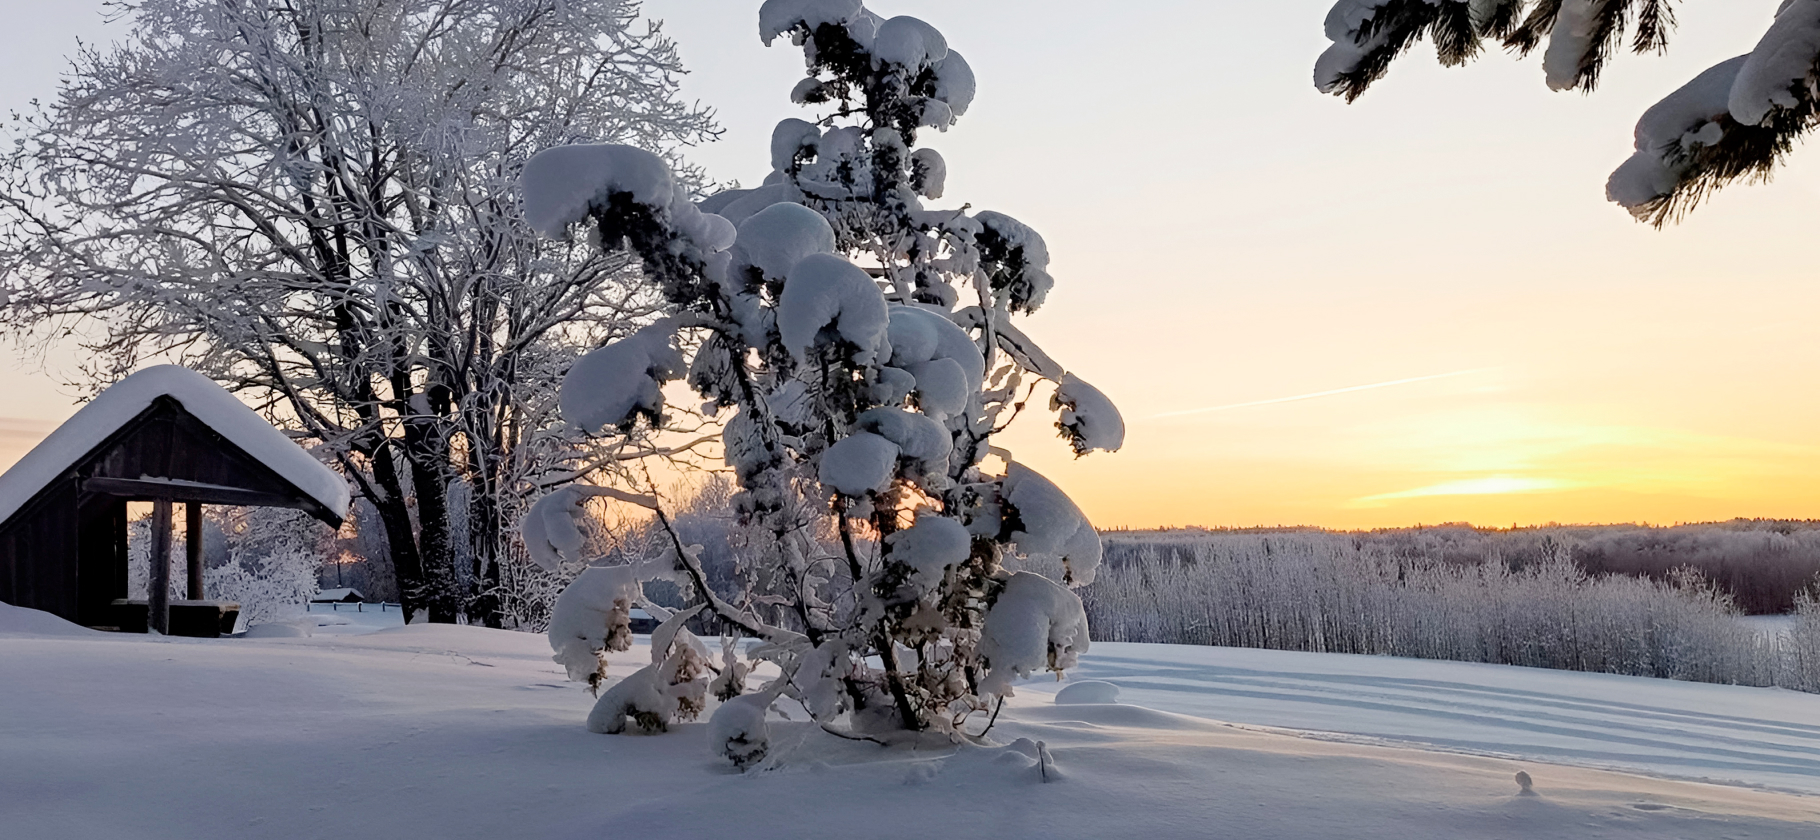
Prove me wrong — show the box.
[1153,369,1492,419]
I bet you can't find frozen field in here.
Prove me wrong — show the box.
[3,602,1819,839]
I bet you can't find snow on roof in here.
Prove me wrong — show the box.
[0,365,352,526]
[312,588,366,603]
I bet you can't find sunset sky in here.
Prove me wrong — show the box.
[3,1,1817,530]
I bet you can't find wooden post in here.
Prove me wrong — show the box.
[150,498,173,634]
[186,501,204,601]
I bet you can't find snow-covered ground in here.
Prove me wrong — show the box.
[4,601,1818,839]
[1741,614,1800,642]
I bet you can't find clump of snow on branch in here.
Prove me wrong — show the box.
[1003,463,1103,587]
[777,253,890,364]
[1054,680,1121,705]
[587,605,711,734]
[1053,374,1125,456]
[521,144,678,238]
[731,202,838,280]
[520,487,594,571]
[856,407,952,481]
[818,431,900,496]
[1541,0,1606,92]
[975,211,1054,313]
[910,148,947,198]
[872,16,947,70]
[521,484,660,570]
[1314,0,1820,222]
[708,690,775,769]
[559,322,685,435]
[978,571,1091,696]
[1605,57,1746,213]
[886,514,971,592]
[1730,1,1820,126]
[547,556,676,689]
[759,0,864,46]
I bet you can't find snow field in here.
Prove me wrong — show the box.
[4,602,1820,839]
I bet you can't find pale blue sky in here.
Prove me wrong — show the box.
[4,1,1818,527]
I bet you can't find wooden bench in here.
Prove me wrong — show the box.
[111,598,240,637]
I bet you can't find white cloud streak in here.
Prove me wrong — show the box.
[1153,369,1493,420]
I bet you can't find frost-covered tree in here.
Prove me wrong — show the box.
[524,0,1124,754]
[0,0,718,623]
[1316,1,1820,224]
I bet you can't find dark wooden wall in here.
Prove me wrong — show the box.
[75,496,128,626]
[84,399,308,499]
[0,477,79,621]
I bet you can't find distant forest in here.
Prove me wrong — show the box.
[1104,521,1820,615]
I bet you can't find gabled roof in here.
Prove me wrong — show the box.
[0,366,351,525]
[313,588,366,603]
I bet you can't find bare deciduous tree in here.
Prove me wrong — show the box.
[0,0,718,622]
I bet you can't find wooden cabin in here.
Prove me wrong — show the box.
[0,366,351,634]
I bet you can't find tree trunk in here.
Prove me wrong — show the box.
[466,467,505,629]
[369,442,428,622]
[406,443,459,623]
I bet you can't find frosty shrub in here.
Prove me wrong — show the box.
[1085,531,1820,691]
[129,507,331,626]
[1787,589,1820,693]
[522,0,1124,750]
[1316,1,1820,225]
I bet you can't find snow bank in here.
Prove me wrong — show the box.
[0,601,96,636]
[243,621,310,639]
[1054,679,1120,705]
[9,625,1820,836]
[0,365,350,527]
[520,144,676,238]
[777,253,890,365]
[978,571,1090,695]
[559,321,684,434]
[1002,463,1102,586]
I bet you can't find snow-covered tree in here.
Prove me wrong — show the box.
[527,0,1124,752]
[0,0,718,623]
[1315,1,1820,225]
